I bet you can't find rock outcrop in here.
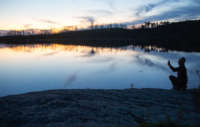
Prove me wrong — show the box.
[0,89,199,127]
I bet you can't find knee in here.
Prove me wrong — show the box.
[181,84,187,91]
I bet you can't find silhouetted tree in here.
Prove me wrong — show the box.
[144,21,151,28]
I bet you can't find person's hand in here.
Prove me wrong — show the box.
[168,60,171,66]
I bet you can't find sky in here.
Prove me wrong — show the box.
[0,0,200,30]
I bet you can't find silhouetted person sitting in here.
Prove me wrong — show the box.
[168,57,187,91]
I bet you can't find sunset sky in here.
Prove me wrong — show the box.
[0,0,200,30]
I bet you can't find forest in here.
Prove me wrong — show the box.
[0,20,200,51]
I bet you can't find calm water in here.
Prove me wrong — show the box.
[0,44,200,97]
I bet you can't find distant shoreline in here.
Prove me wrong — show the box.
[0,88,199,127]
[0,20,200,52]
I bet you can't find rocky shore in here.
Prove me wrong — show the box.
[0,88,199,127]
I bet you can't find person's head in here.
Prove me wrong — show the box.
[178,57,186,66]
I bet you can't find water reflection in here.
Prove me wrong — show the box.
[0,44,200,97]
[1,44,127,55]
[65,72,78,86]
[133,54,169,72]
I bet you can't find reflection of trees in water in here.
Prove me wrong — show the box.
[142,45,167,52]
[5,44,133,56]
[3,43,170,57]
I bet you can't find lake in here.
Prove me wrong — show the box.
[0,44,200,97]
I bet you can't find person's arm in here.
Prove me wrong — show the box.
[168,60,178,72]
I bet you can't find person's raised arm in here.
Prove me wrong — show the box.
[168,60,178,72]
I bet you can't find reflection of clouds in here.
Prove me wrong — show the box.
[108,62,117,72]
[196,70,200,82]
[88,56,113,63]
[148,51,200,74]
[191,69,200,80]
[43,51,59,56]
[133,54,169,72]
[65,72,78,87]
[96,62,118,74]
[149,51,200,63]
[136,55,154,66]
[196,70,200,75]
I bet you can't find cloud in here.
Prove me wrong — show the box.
[78,16,95,24]
[134,6,200,24]
[88,9,113,16]
[23,24,32,29]
[105,0,115,10]
[37,19,60,25]
[99,0,115,10]
[135,0,168,17]
[127,0,200,25]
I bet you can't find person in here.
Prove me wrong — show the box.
[168,57,187,91]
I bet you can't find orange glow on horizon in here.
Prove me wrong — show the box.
[0,44,135,56]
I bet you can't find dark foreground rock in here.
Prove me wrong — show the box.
[0,89,199,127]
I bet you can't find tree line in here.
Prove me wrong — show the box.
[0,20,199,52]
